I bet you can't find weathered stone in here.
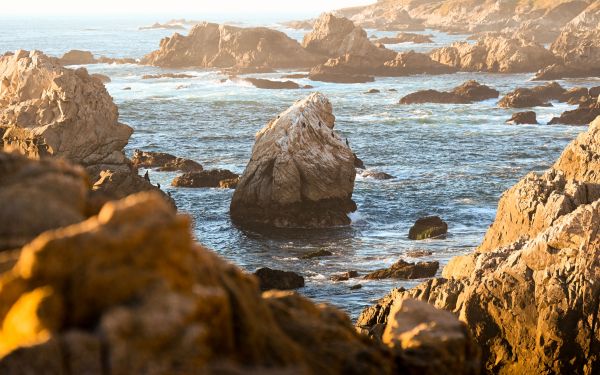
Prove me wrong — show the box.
[400,81,498,105]
[408,216,448,240]
[253,267,305,290]
[364,259,439,280]
[131,149,203,172]
[498,82,565,108]
[506,111,538,124]
[171,169,238,188]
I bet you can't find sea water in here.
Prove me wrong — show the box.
[1,14,596,317]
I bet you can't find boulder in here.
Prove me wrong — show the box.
[230,93,357,228]
[142,22,322,70]
[0,152,88,252]
[400,80,498,104]
[218,177,240,189]
[364,259,439,280]
[243,78,300,89]
[58,50,96,65]
[548,98,600,125]
[561,87,589,102]
[362,170,394,180]
[506,111,538,124]
[171,169,238,188]
[408,216,448,240]
[430,35,556,73]
[131,149,203,172]
[498,82,565,108]
[253,268,305,290]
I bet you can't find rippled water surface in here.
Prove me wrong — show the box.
[2,15,597,317]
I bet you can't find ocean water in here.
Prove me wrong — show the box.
[2,15,597,318]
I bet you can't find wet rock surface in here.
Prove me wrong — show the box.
[408,216,448,240]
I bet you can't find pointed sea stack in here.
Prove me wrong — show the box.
[230,93,357,228]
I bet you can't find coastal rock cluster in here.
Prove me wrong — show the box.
[357,116,600,374]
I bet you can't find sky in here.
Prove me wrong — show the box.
[4,0,376,16]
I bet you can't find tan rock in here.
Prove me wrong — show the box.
[230,92,356,228]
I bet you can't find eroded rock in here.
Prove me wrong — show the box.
[408,216,448,240]
[131,149,203,172]
[172,169,238,188]
[364,259,439,280]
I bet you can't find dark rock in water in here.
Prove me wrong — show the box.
[172,169,238,188]
[301,249,333,259]
[560,87,589,103]
[309,67,375,83]
[230,93,357,228]
[548,99,600,125]
[219,177,240,189]
[123,87,131,90]
[331,270,359,281]
[350,284,363,290]
[408,216,448,240]
[364,259,439,280]
[353,153,365,169]
[388,88,397,92]
[498,82,565,108]
[405,250,433,258]
[363,170,394,180]
[132,149,203,172]
[141,73,194,79]
[506,111,538,125]
[254,267,305,290]
[244,78,300,89]
[365,89,380,94]
[400,80,498,104]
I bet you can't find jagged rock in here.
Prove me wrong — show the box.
[498,82,565,108]
[364,259,439,280]
[253,267,305,290]
[430,35,556,73]
[333,2,421,31]
[375,32,433,44]
[218,177,239,189]
[381,298,481,375]
[142,22,322,70]
[171,169,238,188]
[549,97,600,125]
[533,63,600,81]
[300,249,333,259]
[131,149,203,172]
[380,51,457,76]
[243,78,300,89]
[0,152,89,252]
[362,170,394,180]
[350,284,362,290]
[230,93,357,228]
[58,50,95,65]
[400,80,498,104]
[408,216,448,240]
[353,153,365,169]
[506,111,538,124]
[141,73,194,79]
[589,86,600,98]
[90,73,111,83]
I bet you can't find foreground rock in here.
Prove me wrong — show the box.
[430,35,556,73]
[400,80,498,104]
[408,216,448,240]
[0,152,88,251]
[364,259,439,280]
[506,111,538,124]
[0,188,479,374]
[0,50,170,205]
[142,22,322,70]
[358,116,600,374]
[131,149,203,172]
[230,93,357,228]
[253,268,305,290]
[172,169,238,188]
[498,82,565,108]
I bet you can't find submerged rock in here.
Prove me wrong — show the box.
[506,111,538,125]
[131,149,203,172]
[253,267,305,290]
[172,169,238,188]
[364,259,439,280]
[243,78,301,89]
[408,216,448,240]
[400,80,498,104]
[230,93,357,228]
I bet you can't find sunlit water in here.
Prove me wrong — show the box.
[2,15,597,318]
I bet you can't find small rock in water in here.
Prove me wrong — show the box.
[301,249,333,259]
[350,284,363,290]
[365,89,380,94]
[406,250,433,258]
[331,270,359,281]
[172,169,238,188]
[362,170,394,180]
[408,216,448,240]
[122,87,131,90]
[364,259,439,280]
[506,111,538,125]
[353,153,365,169]
[253,267,305,291]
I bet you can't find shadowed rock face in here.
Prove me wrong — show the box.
[498,82,565,108]
[357,116,600,374]
[230,93,357,228]
[142,22,323,70]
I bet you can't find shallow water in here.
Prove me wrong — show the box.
[2,15,596,317]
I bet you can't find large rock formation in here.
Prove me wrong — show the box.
[430,35,556,73]
[0,50,170,204]
[357,116,600,374]
[230,93,357,228]
[142,22,322,70]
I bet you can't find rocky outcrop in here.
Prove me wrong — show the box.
[142,22,322,70]
[364,260,439,280]
[0,152,89,252]
[57,50,95,65]
[507,111,538,124]
[400,80,498,104]
[362,170,394,180]
[253,268,305,290]
[549,97,600,125]
[498,82,565,108]
[430,35,556,73]
[408,216,448,240]
[230,93,356,228]
[0,50,170,204]
[131,149,203,172]
[375,33,433,44]
[171,169,238,188]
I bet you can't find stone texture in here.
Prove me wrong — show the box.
[172,169,238,188]
[230,93,357,228]
[498,82,565,108]
[408,216,448,240]
[506,111,538,124]
[131,149,203,172]
[364,260,439,280]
